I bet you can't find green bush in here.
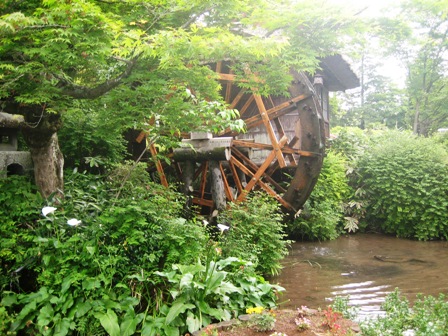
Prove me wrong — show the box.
[218,192,290,276]
[0,176,43,292]
[2,171,284,335]
[286,150,351,241]
[358,130,448,240]
[154,257,283,334]
[59,105,127,172]
[432,131,448,151]
[329,126,372,161]
[361,289,448,335]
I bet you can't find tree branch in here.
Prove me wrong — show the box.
[58,53,142,99]
[20,24,69,31]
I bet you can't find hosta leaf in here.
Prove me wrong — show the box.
[95,309,120,336]
[186,311,201,332]
[165,300,195,324]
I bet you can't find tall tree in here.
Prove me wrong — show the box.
[0,0,359,198]
[377,0,448,135]
[333,53,407,129]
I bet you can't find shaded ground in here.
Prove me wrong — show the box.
[196,307,360,336]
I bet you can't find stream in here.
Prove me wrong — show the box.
[272,233,448,319]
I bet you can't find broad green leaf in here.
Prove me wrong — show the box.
[11,300,37,330]
[165,300,195,324]
[206,271,226,293]
[216,281,241,295]
[37,304,54,327]
[179,273,193,289]
[186,311,201,332]
[1,293,18,306]
[95,309,120,336]
[75,301,92,318]
[120,311,143,336]
[54,317,71,336]
[163,325,180,336]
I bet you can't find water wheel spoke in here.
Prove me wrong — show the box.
[232,140,317,157]
[225,70,234,102]
[147,144,169,187]
[192,197,214,207]
[198,162,208,199]
[232,147,286,193]
[219,162,234,202]
[235,135,288,198]
[216,61,222,73]
[253,94,286,168]
[230,88,247,109]
[229,156,291,208]
[229,159,244,194]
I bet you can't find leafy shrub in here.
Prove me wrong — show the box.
[0,176,43,292]
[287,151,350,241]
[361,289,448,335]
[329,126,372,161]
[0,169,207,335]
[218,192,290,276]
[358,130,448,240]
[432,131,448,152]
[2,171,284,335]
[154,257,283,334]
[59,104,127,172]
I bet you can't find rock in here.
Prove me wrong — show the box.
[350,322,361,333]
[238,314,252,321]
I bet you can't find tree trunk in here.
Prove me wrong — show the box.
[413,99,420,134]
[29,133,64,200]
[17,104,64,200]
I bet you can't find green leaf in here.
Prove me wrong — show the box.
[120,311,143,336]
[37,304,54,328]
[163,325,180,336]
[54,317,71,336]
[179,273,193,289]
[11,300,37,331]
[1,293,18,306]
[86,245,96,255]
[141,316,165,336]
[165,300,195,325]
[82,278,101,290]
[75,301,92,318]
[206,271,226,293]
[186,311,201,332]
[95,309,120,336]
[216,281,241,295]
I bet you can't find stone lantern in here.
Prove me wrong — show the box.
[0,112,32,177]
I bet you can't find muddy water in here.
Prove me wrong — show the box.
[272,234,448,318]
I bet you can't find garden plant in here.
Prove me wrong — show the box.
[0,165,286,335]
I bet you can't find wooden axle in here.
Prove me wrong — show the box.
[173,137,233,162]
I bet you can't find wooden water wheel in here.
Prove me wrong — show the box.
[148,61,326,214]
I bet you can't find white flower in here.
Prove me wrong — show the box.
[202,219,209,226]
[217,224,229,233]
[67,218,82,227]
[42,206,57,217]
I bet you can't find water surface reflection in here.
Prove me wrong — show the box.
[272,234,448,318]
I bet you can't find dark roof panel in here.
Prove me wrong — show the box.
[320,54,360,91]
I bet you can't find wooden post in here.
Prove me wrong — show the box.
[210,160,226,211]
[182,160,195,213]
